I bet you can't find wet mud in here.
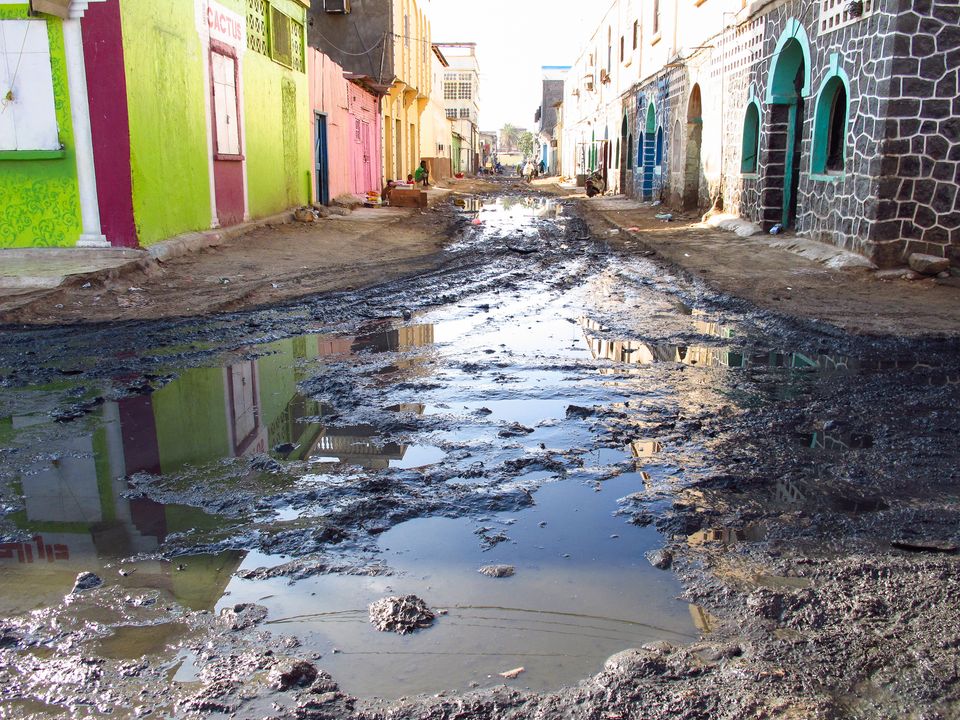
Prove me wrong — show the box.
[1,189,959,719]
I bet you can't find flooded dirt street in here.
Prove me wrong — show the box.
[2,192,960,719]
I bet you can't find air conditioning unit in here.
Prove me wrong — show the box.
[324,0,351,13]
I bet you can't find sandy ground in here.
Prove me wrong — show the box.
[579,198,960,337]
[1,178,956,339]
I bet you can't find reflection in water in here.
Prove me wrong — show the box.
[773,478,888,513]
[799,429,874,451]
[630,440,663,458]
[687,525,766,547]
[0,325,442,611]
[688,604,718,634]
[220,473,695,698]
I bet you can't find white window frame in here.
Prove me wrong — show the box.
[0,19,59,152]
[211,50,241,156]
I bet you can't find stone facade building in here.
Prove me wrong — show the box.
[565,0,960,268]
[536,67,568,174]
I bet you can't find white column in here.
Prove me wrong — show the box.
[62,16,108,248]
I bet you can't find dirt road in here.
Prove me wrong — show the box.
[0,186,958,720]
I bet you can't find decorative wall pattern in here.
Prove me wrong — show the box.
[0,5,81,248]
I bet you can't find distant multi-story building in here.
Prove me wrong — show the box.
[436,42,479,174]
[309,0,433,182]
[562,0,960,269]
[536,67,569,174]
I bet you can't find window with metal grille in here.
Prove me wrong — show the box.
[290,18,304,71]
[459,108,470,119]
[458,81,471,99]
[270,6,293,68]
[246,0,269,55]
[444,82,457,100]
[819,0,874,34]
[445,108,457,119]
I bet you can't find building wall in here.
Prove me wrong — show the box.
[346,81,382,193]
[0,4,82,248]
[119,0,211,246]
[877,0,960,265]
[82,0,137,247]
[307,0,392,81]
[242,0,312,219]
[307,48,351,201]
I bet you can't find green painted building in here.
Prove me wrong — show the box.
[1,0,313,249]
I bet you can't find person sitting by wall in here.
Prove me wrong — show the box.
[415,160,430,187]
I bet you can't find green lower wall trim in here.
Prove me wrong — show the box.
[0,149,66,161]
[0,7,82,249]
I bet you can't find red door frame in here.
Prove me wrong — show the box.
[209,40,245,227]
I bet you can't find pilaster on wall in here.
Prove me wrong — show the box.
[62,1,109,247]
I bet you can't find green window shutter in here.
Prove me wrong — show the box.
[741,102,760,174]
[270,6,293,68]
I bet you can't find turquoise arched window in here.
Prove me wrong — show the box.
[811,55,851,177]
[741,101,760,173]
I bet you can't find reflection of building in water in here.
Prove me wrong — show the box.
[687,525,766,546]
[688,604,717,634]
[580,316,868,373]
[691,310,735,339]
[630,440,663,458]
[801,429,873,452]
[1,409,241,613]
[309,426,407,470]
[350,323,435,354]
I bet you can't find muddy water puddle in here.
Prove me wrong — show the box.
[6,195,954,709]
[214,472,693,698]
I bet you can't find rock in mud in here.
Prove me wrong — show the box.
[270,660,318,690]
[478,564,515,578]
[71,572,103,593]
[220,603,268,630]
[497,422,535,437]
[646,549,673,570]
[565,404,595,418]
[368,595,435,635]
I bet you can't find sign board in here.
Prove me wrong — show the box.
[196,0,246,50]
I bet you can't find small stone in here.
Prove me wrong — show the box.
[71,572,102,593]
[269,660,318,690]
[907,252,950,275]
[478,564,515,578]
[646,549,673,570]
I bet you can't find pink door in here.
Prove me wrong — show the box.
[361,120,372,191]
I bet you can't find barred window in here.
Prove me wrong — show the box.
[445,108,457,119]
[459,108,470,119]
[247,0,269,56]
[458,82,471,99]
[444,82,457,100]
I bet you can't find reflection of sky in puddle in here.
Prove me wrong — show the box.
[217,473,694,699]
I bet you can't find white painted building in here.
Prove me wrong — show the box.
[436,42,479,174]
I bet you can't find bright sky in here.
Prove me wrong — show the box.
[428,0,608,133]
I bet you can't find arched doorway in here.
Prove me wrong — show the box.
[619,114,628,193]
[684,84,702,210]
[642,103,656,199]
[764,20,812,228]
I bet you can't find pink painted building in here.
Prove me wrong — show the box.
[307,49,383,204]
[346,81,382,194]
